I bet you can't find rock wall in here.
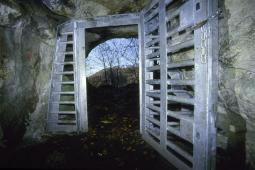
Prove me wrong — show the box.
[218,0,255,169]
[42,0,147,18]
[0,1,60,144]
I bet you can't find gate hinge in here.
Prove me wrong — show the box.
[209,9,223,20]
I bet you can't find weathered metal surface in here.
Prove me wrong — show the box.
[76,27,88,132]
[77,13,140,29]
[48,21,79,133]
[139,14,146,134]
[159,0,168,151]
[193,0,218,169]
[140,0,218,169]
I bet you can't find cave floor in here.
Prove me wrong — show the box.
[0,84,236,169]
[0,84,175,169]
[2,113,173,169]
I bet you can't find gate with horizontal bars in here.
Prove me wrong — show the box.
[139,0,218,169]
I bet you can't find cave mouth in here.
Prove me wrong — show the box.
[86,38,140,131]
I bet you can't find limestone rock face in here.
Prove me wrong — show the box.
[42,0,147,17]
[218,0,255,169]
[0,3,21,25]
[0,1,57,144]
[42,0,75,17]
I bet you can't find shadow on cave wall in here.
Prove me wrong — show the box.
[216,0,247,169]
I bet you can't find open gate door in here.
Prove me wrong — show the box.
[48,13,140,134]
[139,0,218,169]
[48,21,88,133]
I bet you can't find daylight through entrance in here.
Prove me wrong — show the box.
[86,38,139,127]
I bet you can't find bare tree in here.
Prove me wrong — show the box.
[96,44,109,85]
[86,38,139,87]
[121,38,139,83]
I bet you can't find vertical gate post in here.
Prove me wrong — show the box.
[158,0,168,150]
[139,14,146,135]
[206,0,218,169]
[193,0,218,169]
[75,25,88,133]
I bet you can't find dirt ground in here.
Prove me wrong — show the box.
[0,84,175,169]
[0,83,240,169]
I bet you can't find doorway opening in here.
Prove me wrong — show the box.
[83,31,173,168]
[86,38,140,129]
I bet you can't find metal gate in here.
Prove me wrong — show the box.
[139,0,218,169]
[48,14,140,133]
[48,0,218,168]
[47,21,88,133]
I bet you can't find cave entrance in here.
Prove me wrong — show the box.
[85,38,140,131]
[48,0,219,169]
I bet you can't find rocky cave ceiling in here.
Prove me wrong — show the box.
[41,0,149,18]
[40,0,149,51]
[0,0,149,52]
[0,0,149,20]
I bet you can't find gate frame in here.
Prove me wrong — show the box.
[74,13,140,132]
